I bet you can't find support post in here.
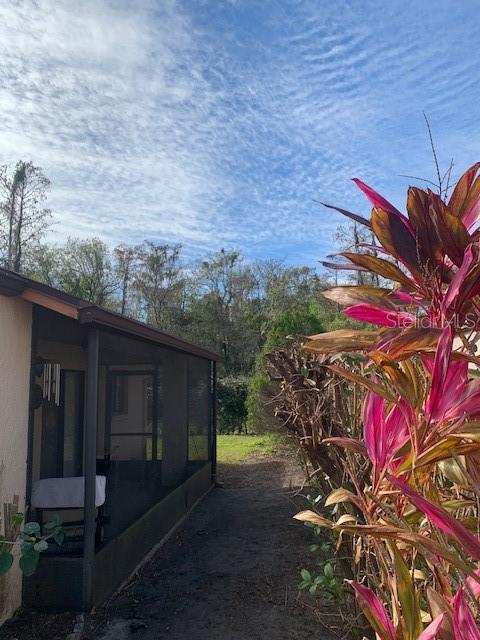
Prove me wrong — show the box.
[211,361,217,483]
[162,352,188,487]
[83,327,99,611]
[152,366,159,461]
[25,305,38,520]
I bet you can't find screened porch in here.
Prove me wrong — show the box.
[25,306,217,611]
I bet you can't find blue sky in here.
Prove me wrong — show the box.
[1,1,480,269]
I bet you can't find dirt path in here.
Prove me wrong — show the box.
[88,455,333,640]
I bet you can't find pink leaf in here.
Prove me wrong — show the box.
[444,244,475,311]
[383,400,411,468]
[364,391,385,468]
[463,199,480,230]
[426,360,469,422]
[349,581,396,640]
[353,178,414,234]
[418,613,445,640]
[353,178,404,217]
[364,394,411,471]
[453,589,480,640]
[466,568,480,600]
[389,476,480,562]
[444,379,480,421]
[393,290,418,305]
[344,304,415,327]
[426,325,454,419]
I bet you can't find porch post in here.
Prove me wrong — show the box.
[83,327,99,611]
[211,361,217,483]
[25,305,39,519]
[162,351,188,486]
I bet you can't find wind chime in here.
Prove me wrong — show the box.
[42,363,61,406]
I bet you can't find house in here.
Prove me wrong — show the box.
[0,267,219,621]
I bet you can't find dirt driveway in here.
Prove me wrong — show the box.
[88,456,333,640]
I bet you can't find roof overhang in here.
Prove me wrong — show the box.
[0,268,221,362]
[79,306,222,361]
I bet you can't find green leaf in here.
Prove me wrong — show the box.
[19,549,40,577]
[308,544,319,553]
[390,543,422,640]
[11,513,24,527]
[53,530,65,546]
[20,540,33,554]
[0,552,14,575]
[23,522,41,536]
[300,569,312,582]
[33,539,48,552]
[309,584,318,595]
[44,515,61,530]
[324,563,334,579]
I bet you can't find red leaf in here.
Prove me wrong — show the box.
[349,581,396,640]
[444,244,475,310]
[389,476,480,562]
[453,589,480,640]
[344,304,415,327]
[418,614,445,640]
[353,178,407,222]
[426,325,454,420]
[364,392,411,470]
[319,201,372,228]
[371,208,422,276]
[449,163,480,218]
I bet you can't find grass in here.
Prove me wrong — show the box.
[144,435,209,461]
[217,433,281,464]
[143,433,280,464]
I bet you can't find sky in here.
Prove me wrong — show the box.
[1,0,480,269]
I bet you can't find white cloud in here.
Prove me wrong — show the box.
[0,0,480,267]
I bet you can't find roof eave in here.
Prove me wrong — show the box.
[78,306,222,362]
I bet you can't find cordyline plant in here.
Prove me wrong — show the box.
[295,164,480,639]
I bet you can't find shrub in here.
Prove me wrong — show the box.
[217,375,249,434]
[246,302,326,433]
[282,165,480,639]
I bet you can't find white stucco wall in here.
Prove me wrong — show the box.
[0,296,32,623]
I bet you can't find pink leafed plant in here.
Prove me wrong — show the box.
[294,165,480,638]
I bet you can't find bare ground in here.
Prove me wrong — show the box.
[0,453,337,640]
[87,455,335,640]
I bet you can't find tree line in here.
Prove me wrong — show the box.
[0,160,350,431]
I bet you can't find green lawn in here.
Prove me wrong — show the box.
[143,433,279,464]
[217,433,281,464]
[145,435,209,461]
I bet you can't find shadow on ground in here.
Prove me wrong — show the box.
[87,457,333,640]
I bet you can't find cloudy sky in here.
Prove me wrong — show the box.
[1,0,480,267]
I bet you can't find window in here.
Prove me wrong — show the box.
[112,375,128,415]
[109,372,160,461]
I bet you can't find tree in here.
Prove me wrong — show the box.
[0,161,52,272]
[132,242,185,331]
[23,243,61,287]
[189,249,259,373]
[58,238,118,306]
[114,244,139,316]
[334,222,379,286]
